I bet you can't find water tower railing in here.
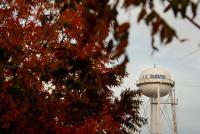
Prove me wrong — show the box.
[136,79,175,86]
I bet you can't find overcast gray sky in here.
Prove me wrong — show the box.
[114,2,200,134]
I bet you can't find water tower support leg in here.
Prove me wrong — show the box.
[157,84,160,134]
[150,98,157,134]
[170,88,177,134]
[150,84,161,134]
[150,98,160,134]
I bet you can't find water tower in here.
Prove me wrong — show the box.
[136,66,177,134]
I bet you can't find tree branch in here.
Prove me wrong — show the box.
[185,15,200,29]
[165,0,200,30]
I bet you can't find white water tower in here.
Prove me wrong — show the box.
[136,66,177,134]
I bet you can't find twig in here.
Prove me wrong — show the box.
[185,15,200,29]
[166,0,200,30]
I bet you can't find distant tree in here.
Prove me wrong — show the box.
[0,0,198,133]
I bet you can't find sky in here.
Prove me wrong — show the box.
[114,2,200,134]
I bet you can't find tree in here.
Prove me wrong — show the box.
[0,0,198,133]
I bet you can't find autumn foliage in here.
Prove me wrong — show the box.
[0,0,198,133]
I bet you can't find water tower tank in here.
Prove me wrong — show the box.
[137,67,174,98]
